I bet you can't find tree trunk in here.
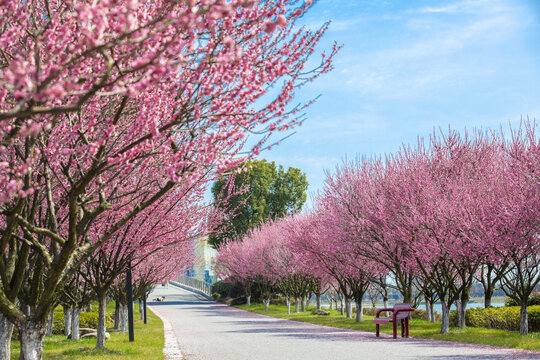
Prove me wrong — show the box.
[18,320,46,360]
[295,297,300,313]
[520,301,528,335]
[457,297,468,328]
[430,302,435,322]
[401,283,413,304]
[86,304,92,312]
[440,301,450,334]
[306,294,311,309]
[71,307,81,340]
[246,295,251,307]
[355,300,363,322]
[383,298,388,310]
[316,294,321,310]
[63,306,71,336]
[345,297,352,319]
[340,297,344,315]
[424,297,432,322]
[286,297,291,315]
[114,301,120,330]
[484,291,493,308]
[96,294,108,349]
[120,304,128,333]
[301,296,306,312]
[139,300,144,320]
[263,299,270,311]
[46,310,54,337]
[0,313,14,360]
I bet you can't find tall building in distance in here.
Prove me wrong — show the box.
[184,237,217,284]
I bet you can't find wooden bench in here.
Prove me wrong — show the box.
[373,303,415,339]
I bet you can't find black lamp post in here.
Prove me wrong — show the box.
[126,261,135,342]
[143,292,147,324]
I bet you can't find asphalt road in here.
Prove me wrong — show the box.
[149,285,540,360]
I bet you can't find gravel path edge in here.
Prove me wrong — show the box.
[148,305,185,360]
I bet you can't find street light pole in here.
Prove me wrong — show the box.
[143,292,147,324]
[126,261,135,342]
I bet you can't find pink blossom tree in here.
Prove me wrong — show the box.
[491,123,540,335]
[317,159,417,305]
[215,237,258,306]
[0,1,337,357]
[260,217,319,314]
[81,182,204,349]
[287,210,380,322]
[381,130,503,332]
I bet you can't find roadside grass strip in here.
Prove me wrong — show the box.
[236,303,540,352]
[10,304,164,360]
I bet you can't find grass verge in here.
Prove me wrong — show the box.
[236,303,540,352]
[10,303,164,360]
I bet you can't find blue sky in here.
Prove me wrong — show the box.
[257,0,540,206]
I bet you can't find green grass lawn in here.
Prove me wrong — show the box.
[236,303,540,352]
[10,303,164,360]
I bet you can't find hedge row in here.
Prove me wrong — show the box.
[11,309,112,340]
[505,292,540,307]
[51,310,113,335]
[449,305,540,332]
[212,281,233,299]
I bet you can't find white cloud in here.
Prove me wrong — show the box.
[321,1,530,99]
[415,0,510,15]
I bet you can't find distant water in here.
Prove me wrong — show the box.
[318,299,505,313]
[428,302,504,313]
[319,301,505,313]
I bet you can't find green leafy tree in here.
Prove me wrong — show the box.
[209,160,308,248]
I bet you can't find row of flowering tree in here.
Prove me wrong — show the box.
[0,0,337,358]
[215,121,539,335]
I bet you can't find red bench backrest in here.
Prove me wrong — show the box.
[393,303,413,319]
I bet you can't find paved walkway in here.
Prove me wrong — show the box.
[149,285,540,360]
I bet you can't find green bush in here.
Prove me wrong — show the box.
[505,292,540,307]
[11,306,114,341]
[362,307,379,316]
[225,297,248,306]
[52,309,113,335]
[449,305,540,332]
[212,281,232,298]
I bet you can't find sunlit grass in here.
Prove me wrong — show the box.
[236,303,540,352]
[11,303,164,360]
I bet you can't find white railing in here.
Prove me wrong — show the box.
[174,275,213,296]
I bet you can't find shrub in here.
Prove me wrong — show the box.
[449,305,540,332]
[225,297,247,306]
[362,307,379,316]
[312,309,330,315]
[52,309,113,335]
[505,292,540,307]
[409,308,442,322]
[212,281,233,298]
[11,307,113,340]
